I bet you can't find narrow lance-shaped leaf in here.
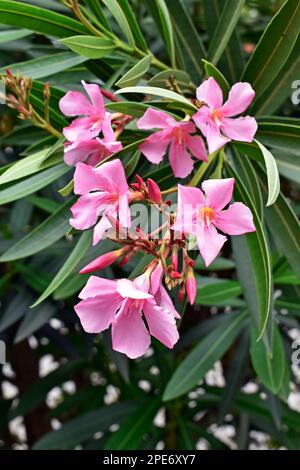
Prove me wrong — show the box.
[116,55,152,88]
[0,164,70,206]
[31,230,93,308]
[225,161,272,341]
[102,0,135,47]
[0,0,89,37]
[156,0,176,67]
[115,85,197,110]
[207,0,245,65]
[60,36,116,59]
[0,199,75,262]
[163,310,248,401]
[242,0,300,99]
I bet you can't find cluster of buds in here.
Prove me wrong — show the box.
[1,69,59,138]
[131,174,164,205]
[1,69,33,120]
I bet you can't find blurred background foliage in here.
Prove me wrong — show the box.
[0,0,300,450]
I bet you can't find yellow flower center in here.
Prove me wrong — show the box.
[199,206,215,227]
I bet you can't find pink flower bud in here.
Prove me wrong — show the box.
[79,247,127,274]
[170,270,181,279]
[178,284,185,304]
[147,178,162,204]
[171,246,178,271]
[186,270,197,305]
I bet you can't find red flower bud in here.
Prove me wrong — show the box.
[147,178,162,204]
[178,284,185,304]
[79,247,127,274]
[171,246,178,271]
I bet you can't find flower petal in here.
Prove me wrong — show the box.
[118,195,131,228]
[93,214,112,245]
[73,162,107,195]
[143,301,179,349]
[112,299,151,359]
[78,276,118,299]
[197,225,227,266]
[215,202,256,235]
[221,82,255,116]
[206,121,230,154]
[63,117,100,142]
[70,193,105,230]
[137,107,172,130]
[95,159,129,194]
[116,278,153,299]
[102,113,115,141]
[192,106,210,136]
[202,178,235,211]
[82,81,105,116]
[59,91,93,117]
[172,184,204,233]
[186,135,208,162]
[75,294,122,333]
[169,140,194,178]
[155,285,181,319]
[196,77,223,109]
[220,116,258,142]
[64,139,103,167]
[139,131,169,164]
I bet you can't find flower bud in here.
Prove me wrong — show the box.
[171,246,178,271]
[186,268,197,305]
[79,247,128,274]
[147,178,162,204]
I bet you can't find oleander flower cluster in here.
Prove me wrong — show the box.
[59,77,257,359]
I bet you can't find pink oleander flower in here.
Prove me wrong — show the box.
[137,108,207,178]
[59,80,111,142]
[172,178,256,266]
[193,78,257,154]
[74,268,180,359]
[70,159,131,245]
[63,116,122,166]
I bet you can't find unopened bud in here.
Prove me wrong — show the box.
[170,270,181,279]
[178,284,185,304]
[171,246,178,271]
[186,268,197,305]
[147,178,162,204]
[79,247,127,274]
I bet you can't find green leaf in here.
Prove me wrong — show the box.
[0,52,88,80]
[218,330,249,423]
[60,36,116,59]
[0,28,31,43]
[105,396,161,450]
[250,324,286,394]
[252,36,300,115]
[0,289,32,333]
[202,59,230,96]
[0,0,89,37]
[117,0,148,51]
[165,0,205,82]
[163,310,248,401]
[207,0,244,65]
[255,140,280,207]
[148,69,191,88]
[85,0,112,32]
[0,199,74,262]
[256,119,300,156]
[0,146,63,185]
[195,277,242,306]
[242,0,300,99]
[203,0,244,83]
[31,231,92,307]
[14,302,56,343]
[33,401,139,449]
[115,85,197,110]
[274,152,300,185]
[0,164,70,205]
[225,161,272,340]
[194,256,235,271]
[156,0,176,67]
[231,148,263,219]
[102,0,135,47]
[124,150,140,177]
[256,166,300,279]
[116,55,152,87]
